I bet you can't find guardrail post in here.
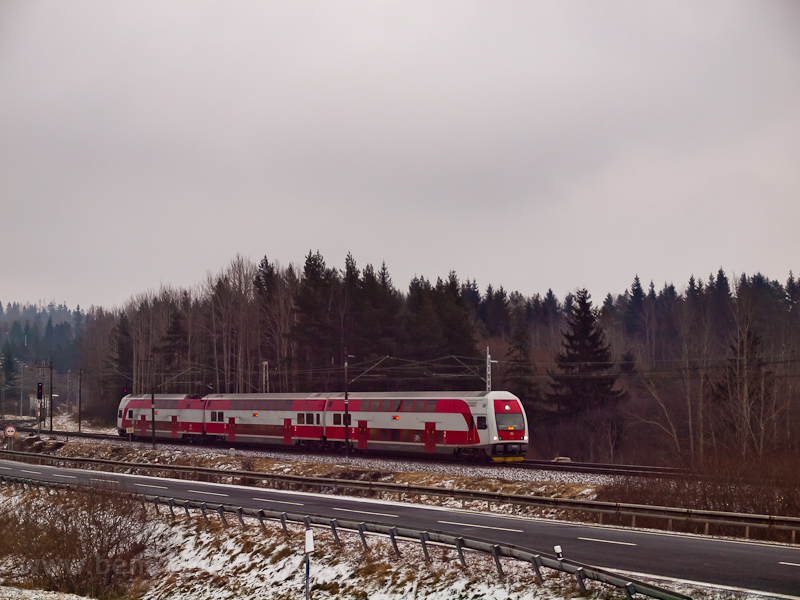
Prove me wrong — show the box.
[200,503,209,524]
[454,537,466,567]
[330,519,341,548]
[792,529,796,544]
[744,525,749,539]
[667,518,672,531]
[358,523,369,551]
[167,498,176,517]
[257,509,266,533]
[153,497,161,515]
[624,582,636,599]
[705,522,709,535]
[303,516,312,530]
[491,545,504,577]
[420,532,431,563]
[183,500,191,518]
[631,514,636,528]
[280,513,289,536]
[530,555,543,584]
[389,527,401,558]
[141,495,146,510]
[575,567,587,592]
[217,506,228,527]
[237,507,246,528]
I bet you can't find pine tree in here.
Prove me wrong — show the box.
[548,289,626,416]
[504,304,538,410]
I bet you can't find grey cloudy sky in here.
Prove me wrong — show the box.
[2,1,799,310]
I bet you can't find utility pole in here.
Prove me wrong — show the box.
[150,356,156,449]
[486,347,498,392]
[343,349,353,457]
[49,361,53,432]
[67,370,71,414]
[261,361,269,393]
[19,363,24,417]
[78,369,82,433]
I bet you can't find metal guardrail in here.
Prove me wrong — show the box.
[520,459,689,478]
[0,473,690,600]
[139,494,693,600]
[2,449,798,544]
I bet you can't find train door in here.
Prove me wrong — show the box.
[139,415,147,437]
[171,416,178,439]
[425,422,437,453]
[357,420,368,450]
[227,417,236,443]
[283,418,292,445]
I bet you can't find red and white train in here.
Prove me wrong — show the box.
[117,391,529,462]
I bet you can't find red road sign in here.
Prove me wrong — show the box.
[4,426,16,437]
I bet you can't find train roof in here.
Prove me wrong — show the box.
[121,394,200,400]
[203,391,513,400]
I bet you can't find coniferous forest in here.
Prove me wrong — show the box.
[2,252,799,469]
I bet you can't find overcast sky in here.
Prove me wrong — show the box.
[2,1,799,310]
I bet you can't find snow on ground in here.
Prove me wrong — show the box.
[0,481,783,599]
[0,587,92,600]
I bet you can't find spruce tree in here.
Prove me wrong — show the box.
[548,289,626,416]
[505,304,538,410]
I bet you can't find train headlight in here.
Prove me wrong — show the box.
[493,435,498,441]
[524,435,528,440]
[505,404,510,411]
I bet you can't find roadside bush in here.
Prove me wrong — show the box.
[0,486,157,599]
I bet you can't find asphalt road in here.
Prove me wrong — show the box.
[2,459,799,597]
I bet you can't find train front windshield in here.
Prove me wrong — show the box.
[495,412,525,431]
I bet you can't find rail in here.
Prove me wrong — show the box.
[0,473,690,600]
[19,427,693,478]
[1,449,798,544]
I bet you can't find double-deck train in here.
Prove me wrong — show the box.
[117,390,529,462]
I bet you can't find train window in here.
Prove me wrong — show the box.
[381,400,391,412]
[297,413,305,425]
[306,413,313,424]
[477,416,487,430]
[413,399,425,412]
[210,412,216,422]
[284,399,293,410]
[127,410,133,419]
[333,414,342,426]
[469,416,475,430]
[391,399,402,412]
[425,400,437,412]
[218,412,224,422]
[391,429,400,442]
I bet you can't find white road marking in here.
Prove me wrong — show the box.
[21,470,41,475]
[0,467,11,470]
[187,489,229,497]
[579,537,637,547]
[438,521,523,533]
[91,478,118,484]
[53,474,76,479]
[779,561,800,567]
[253,498,304,506]
[135,484,168,489]
[333,508,400,518]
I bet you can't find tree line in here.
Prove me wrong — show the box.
[2,255,799,466]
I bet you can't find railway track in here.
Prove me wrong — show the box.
[19,427,688,479]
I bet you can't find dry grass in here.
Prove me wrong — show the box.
[0,487,156,599]
[596,454,800,542]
